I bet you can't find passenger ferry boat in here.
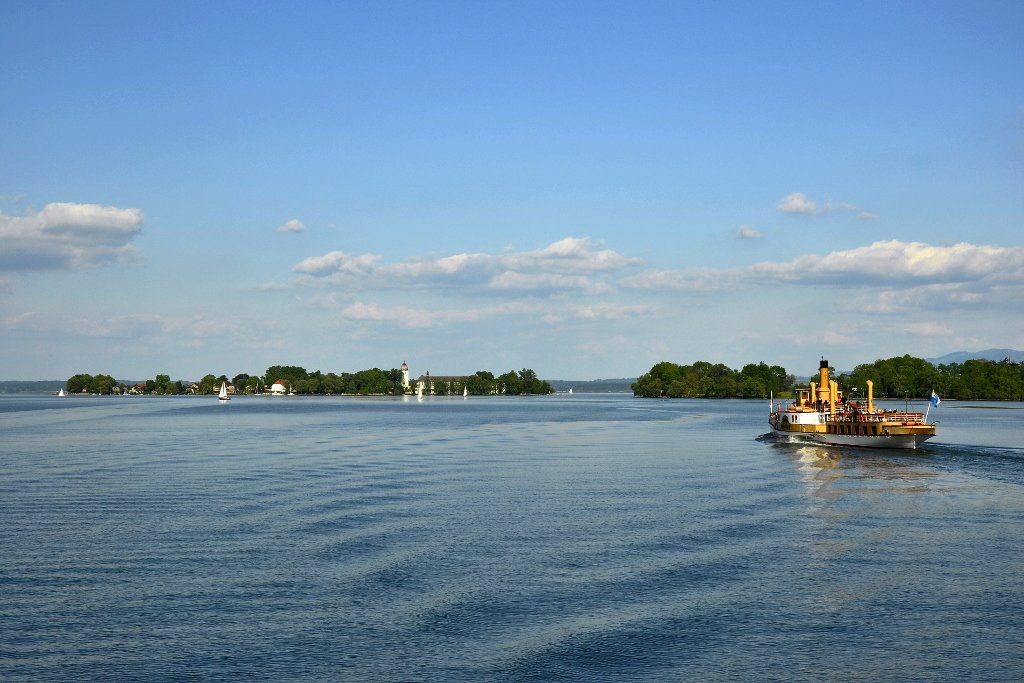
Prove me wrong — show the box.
[769,359,936,449]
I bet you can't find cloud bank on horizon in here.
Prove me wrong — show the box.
[623,240,1024,293]
[2,194,1021,379]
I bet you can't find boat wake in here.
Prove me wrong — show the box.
[925,442,1024,486]
[762,429,1024,487]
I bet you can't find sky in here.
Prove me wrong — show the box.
[2,0,1023,382]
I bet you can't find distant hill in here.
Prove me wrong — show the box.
[928,349,1024,365]
[0,379,146,394]
[0,380,66,394]
[548,378,636,393]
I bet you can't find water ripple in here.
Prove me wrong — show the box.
[2,395,1023,681]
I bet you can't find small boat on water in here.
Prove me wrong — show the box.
[57,387,66,397]
[218,382,230,401]
[769,358,936,450]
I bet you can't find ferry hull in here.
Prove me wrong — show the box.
[770,424,933,450]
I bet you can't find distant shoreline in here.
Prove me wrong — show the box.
[0,378,640,395]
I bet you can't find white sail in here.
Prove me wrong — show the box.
[57,387,66,397]
[218,382,230,401]
[417,383,424,401]
[463,386,468,398]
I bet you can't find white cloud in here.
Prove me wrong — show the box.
[37,203,142,234]
[276,218,305,233]
[282,237,1023,346]
[504,237,640,273]
[776,192,817,214]
[736,225,761,240]
[0,202,144,271]
[623,241,1024,295]
[292,237,641,294]
[748,241,1024,285]
[293,250,380,275]
[776,192,865,217]
[378,252,482,279]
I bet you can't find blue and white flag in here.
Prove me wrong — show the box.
[930,391,941,407]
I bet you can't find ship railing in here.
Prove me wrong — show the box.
[827,410,926,424]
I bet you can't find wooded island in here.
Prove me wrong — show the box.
[631,355,1024,400]
[63,365,553,396]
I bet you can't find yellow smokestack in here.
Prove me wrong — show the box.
[810,382,817,405]
[866,379,874,412]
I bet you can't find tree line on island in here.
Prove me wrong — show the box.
[58,355,1024,400]
[65,365,553,396]
[631,355,1024,401]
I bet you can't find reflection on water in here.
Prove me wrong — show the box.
[772,438,941,500]
[789,444,842,498]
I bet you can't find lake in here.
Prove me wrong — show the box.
[2,394,1022,681]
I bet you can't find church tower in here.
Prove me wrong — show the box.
[400,361,410,391]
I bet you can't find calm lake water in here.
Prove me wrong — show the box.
[2,394,1022,681]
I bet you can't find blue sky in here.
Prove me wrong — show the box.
[2,0,1022,381]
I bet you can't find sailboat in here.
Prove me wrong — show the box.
[218,381,230,401]
[463,385,468,398]
[57,387,66,397]
[417,383,424,401]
